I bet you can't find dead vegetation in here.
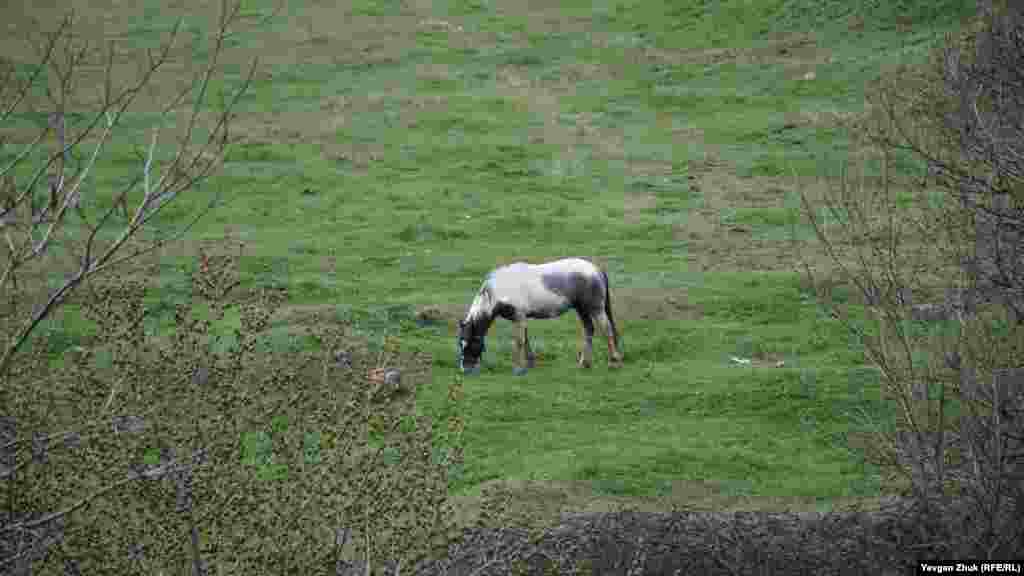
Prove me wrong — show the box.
[0,3,468,573]
[3,238,468,574]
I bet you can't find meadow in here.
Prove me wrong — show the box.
[4,0,978,520]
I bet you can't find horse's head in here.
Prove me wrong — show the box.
[457,318,485,375]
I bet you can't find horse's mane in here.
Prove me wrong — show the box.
[462,275,501,342]
[467,280,494,323]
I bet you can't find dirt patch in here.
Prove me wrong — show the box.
[614,287,700,322]
[634,32,829,73]
[623,192,657,225]
[427,302,474,329]
[665,167,781,272]
[276,303,347,324]
[254,7,456,70]
[620,153,704,226]
[621,159,686,226]
[784,107,860,131]
[492,64,644,169]
[702,168,787,208]
[449,478,899,532]
[679,216,778,273]
[750,33,834,81]
[222,4,492,161]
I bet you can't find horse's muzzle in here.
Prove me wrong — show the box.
[458,353,480,375]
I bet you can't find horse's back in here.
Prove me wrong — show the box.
[492,258,601,288]
[532,257,599,277]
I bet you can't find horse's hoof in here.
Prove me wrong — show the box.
[463,366,480,376]
[609,361,623,370]
[512,367,528,376]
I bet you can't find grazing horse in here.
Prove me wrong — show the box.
[457,257,623,375]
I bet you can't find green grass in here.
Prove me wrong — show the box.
[5,0,977,512]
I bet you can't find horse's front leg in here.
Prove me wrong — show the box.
[513,319,530,376]
[524,325,536,368]
[577,314,594,368]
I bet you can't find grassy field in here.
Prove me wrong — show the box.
[4,0,977,518]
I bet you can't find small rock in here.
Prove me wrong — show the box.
[333,350,353,369]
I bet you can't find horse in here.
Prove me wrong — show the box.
[457,257,623,375]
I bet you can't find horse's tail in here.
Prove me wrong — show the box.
[601,268,621,352]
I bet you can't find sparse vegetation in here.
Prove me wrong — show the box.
[799,0,1024,561]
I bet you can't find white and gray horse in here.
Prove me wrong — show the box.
[457,257,623,375]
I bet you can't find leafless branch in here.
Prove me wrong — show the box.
[0,0,257,375]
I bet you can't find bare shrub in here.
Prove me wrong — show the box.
[1,2,259,571]
[2,238,468,574]
[0,0,260,376]
[416,500,938,575]
[798,0,1024,559]
[0,3,469,573]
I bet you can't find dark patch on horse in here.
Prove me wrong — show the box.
[493,301,518,320]
[541,271,605,316]
[468,313,493,344]
[579,311,595,334]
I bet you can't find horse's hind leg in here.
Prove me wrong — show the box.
[524,325,536,368]
[577,313,594,368]
[594,311,623,367]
